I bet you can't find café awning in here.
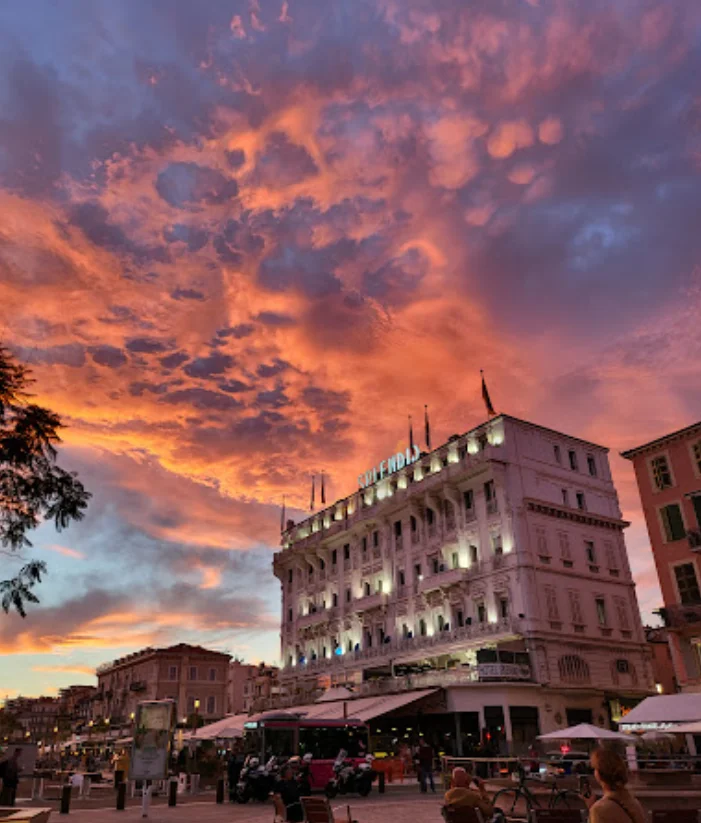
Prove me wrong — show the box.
[618,694,701,730]
[249,688,438,724]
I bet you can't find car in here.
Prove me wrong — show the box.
[542,751,592,776]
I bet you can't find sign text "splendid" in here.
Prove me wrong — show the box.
[358,444,421,489]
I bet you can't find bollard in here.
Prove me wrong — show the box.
[216,777,225,804]
[60,783,72,814]
[116,781,127,811]
[141,781,152,818]
[168,777,178,807]
[378,771,385,794]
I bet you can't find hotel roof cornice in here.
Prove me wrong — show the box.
[281,414,610,549]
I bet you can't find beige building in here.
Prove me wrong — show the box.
[274,414,654,753]
[93,643,230,729]
[227,661,280,714]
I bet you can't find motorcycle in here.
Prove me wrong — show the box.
[325,751,374,798]
[236,755,279,803]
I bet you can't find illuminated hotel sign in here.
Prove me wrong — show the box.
[358,444,421,489]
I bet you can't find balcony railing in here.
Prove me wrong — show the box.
[418,567,466,594]
[282,616,520,675]
[661,602,701,628]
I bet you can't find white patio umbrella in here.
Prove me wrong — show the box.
[538,723,631,742]
[666,720,701,734]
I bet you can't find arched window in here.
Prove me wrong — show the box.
[558,655,590,683]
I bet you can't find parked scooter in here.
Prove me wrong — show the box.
[237,755,280,802]
[325,750,374,798]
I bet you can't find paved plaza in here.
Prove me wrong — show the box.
[14,779,701,822]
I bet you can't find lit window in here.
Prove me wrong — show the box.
[651,455,673,491]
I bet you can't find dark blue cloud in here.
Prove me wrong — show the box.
[126,337,171,354]
[217,324,255,339]
[160,351,190,369]
[162,387,243,411]
[90,345,127,368]
[156,162,238,208]
[171,287,206,301]
[256,359,291,378]
[183,352,235,379]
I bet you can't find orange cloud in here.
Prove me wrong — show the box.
[32,664,95,675]
[487,120,534,158]
[42,545,86,560]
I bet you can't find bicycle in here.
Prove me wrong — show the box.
[492,766,590,819]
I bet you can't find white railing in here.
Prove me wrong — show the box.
[284,617,519,674]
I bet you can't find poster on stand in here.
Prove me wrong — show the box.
[129,700,175,781]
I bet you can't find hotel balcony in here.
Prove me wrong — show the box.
[417,567,466,594]
[281,616,522,678]
[359,662,533,694]
[355,592,388,612]
[297,609,334,629]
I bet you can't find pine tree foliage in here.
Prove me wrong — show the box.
[0,346,90,616]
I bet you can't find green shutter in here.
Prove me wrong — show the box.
[668,504,686,541]
[692,495,701,531]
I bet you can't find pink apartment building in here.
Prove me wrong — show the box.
[622,421,701,691]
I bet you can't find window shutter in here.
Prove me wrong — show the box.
[605,542,618,570]
[568,590,583,624]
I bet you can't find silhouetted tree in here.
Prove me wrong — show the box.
[0,346,90,616]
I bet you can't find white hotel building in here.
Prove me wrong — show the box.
[273,415,653,753]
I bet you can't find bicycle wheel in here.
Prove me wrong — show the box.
[551,790,587,811]
[493,788,532,818]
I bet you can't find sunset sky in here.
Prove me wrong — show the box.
[2,0,701,701]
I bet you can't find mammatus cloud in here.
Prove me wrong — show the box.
[2,0,701,695]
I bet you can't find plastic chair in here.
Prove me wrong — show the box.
[442,806,485,823]
[301,796,335,823]
[301,797,355,823]
[650,813,701,823]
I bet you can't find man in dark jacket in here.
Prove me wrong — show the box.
[0,749,22,807]
[417,740,435,793]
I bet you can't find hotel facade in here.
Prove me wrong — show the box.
[273,415,653,754]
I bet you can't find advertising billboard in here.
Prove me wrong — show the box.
[129,700,175,781]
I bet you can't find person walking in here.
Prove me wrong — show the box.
[585,748,646,823]
[0,748,22,807]
[417,739,435,793]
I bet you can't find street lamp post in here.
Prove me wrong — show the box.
[192,700,200,775]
